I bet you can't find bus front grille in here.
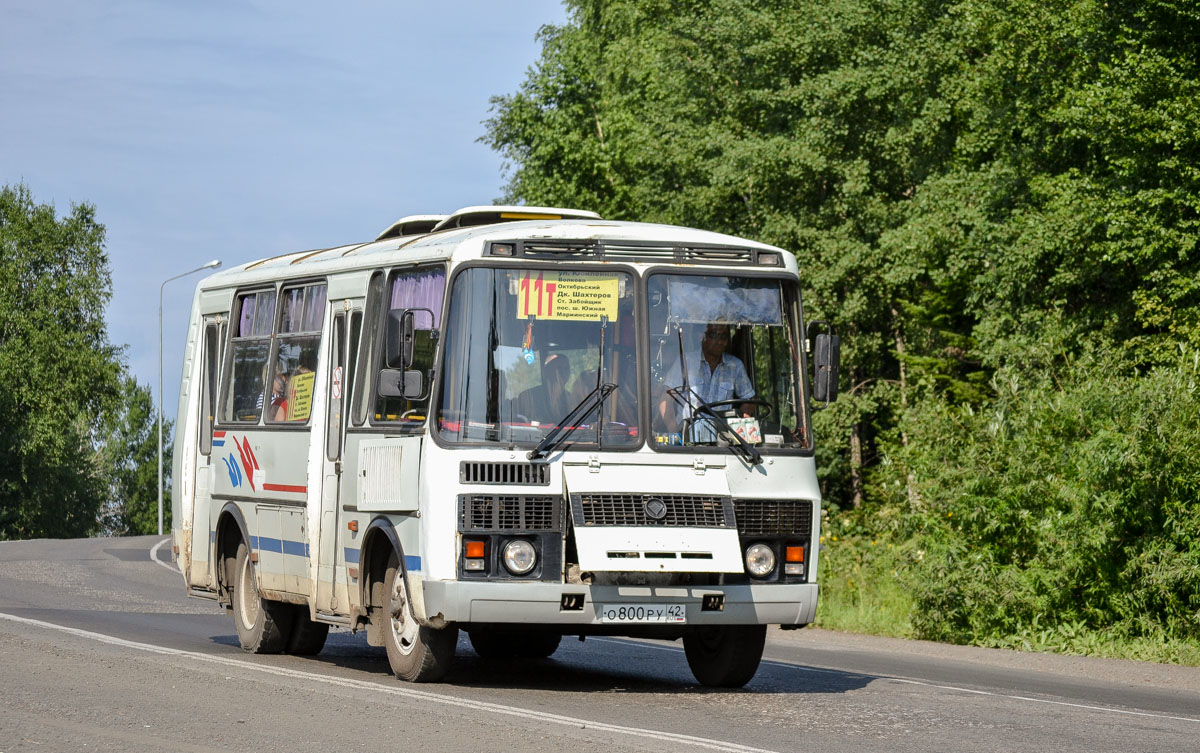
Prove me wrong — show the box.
[570,494,735,528]
[460,461,550,486]
[733,499,814,535]
[458,495,562,531]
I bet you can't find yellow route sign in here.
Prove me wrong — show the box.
[285,370,315,422]
[516,270,619,321]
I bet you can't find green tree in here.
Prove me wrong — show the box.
[96,376,171,536]
[487,0,1200,504]
[0,183,124,539]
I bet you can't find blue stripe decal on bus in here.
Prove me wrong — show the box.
[203,533,308,557]
[282,539,307,557]
[256,537,283,554]
[342,549,421,572]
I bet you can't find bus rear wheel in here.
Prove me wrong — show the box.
[287,606,330,655]
[231,541,293,653]
[682,625,766,688]
[381,551,457,682]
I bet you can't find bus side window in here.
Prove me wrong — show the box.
[353,272,384,427]
[199,323,219,455]
[345,310,362,422]
[223,289,276,423]
[268,283,327,424]
[326,314,345,461]
[373,266,445,424]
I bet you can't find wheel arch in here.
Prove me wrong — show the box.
[356,517,404,630]
[215,502,252,607]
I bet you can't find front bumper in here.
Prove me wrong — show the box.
[422,580,818,626]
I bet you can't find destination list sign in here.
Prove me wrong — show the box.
[516,270,620,321]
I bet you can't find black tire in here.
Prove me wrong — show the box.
[287,605,330,656]
[469,629,561,659]
[381,551,458,682]
[231,542,294,653]
[523,632,562,658]
[682,625,767,688]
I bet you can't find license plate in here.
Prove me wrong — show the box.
[598,603,687,624]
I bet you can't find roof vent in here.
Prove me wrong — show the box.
[375,214,448,241]
[431,205,601,232]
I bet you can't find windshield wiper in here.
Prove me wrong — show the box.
[527,383,618,461]
[665,386,763,466]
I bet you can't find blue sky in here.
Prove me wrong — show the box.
[1,0,568,421]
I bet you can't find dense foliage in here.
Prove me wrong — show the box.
[0,184,167,539]
[487,0,1200,652]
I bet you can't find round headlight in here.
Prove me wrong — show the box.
[502,540,537,575]
[744,543,775,578]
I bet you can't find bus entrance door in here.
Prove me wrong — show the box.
[316,308,357,613]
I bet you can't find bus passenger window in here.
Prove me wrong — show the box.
[223,289,276,422]
[374,266,444,424]
[268,283,326,423]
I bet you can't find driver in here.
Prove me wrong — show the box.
[692,323,755,415]
[656,323,756,436]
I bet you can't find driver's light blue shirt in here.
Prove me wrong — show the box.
[685,352,755,405]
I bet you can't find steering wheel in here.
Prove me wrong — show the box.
[697,397,775,421]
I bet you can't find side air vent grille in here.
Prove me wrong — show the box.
[491,240,766,266]
[458,495,563,531]
[460,461,550,486]
[733,499,814,536]
[570,493,734,528]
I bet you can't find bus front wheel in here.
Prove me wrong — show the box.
[468,629,561,659]
[231,541,293,653]
[682,625,766,688]
[381,552,458,682]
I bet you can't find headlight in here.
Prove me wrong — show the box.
[744,543,775,577]
[502,540,537,575]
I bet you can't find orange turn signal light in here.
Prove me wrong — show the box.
[347,520,358,532]
[465,541,486,559]
[785,546,805,563]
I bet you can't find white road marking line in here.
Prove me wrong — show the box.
[0,612,778,753]
[149,537,179,573]
[591,637,1200,724]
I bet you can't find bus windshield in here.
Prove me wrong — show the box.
[647,273,811,451]
[436,266,640,448]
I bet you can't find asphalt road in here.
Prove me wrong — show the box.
[1,535,1197,753]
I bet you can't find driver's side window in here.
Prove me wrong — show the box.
[372,266,445,425]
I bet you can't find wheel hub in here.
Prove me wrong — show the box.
[389,573,419,656]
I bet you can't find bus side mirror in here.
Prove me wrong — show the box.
[385,310,415,369]
[378,369,426,400]
[384,308,436,369]
[813,333,840,404]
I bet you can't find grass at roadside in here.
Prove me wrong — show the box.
[813,531,915,638]
[814,530,1200,666]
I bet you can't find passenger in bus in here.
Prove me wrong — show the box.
[270,369,290,421]
[516,352,582,425]
[274,364,314,421]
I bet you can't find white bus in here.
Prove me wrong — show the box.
[171,206,840,687]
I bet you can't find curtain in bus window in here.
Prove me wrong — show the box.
[224,289,276,422]
[388,267,444,326]
[270,283,326,423]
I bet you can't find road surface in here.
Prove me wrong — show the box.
[0,535,1196,752]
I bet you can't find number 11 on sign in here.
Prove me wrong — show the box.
[519,272,556,318]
